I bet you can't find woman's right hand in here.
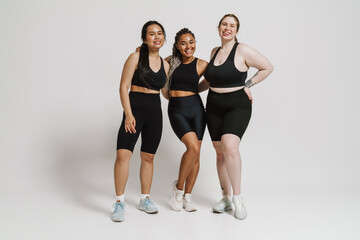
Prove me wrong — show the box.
[244,87,253,104]
[125,114,136,134]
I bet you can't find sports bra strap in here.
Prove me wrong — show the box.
[228,42,239,61]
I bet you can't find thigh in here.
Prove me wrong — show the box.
[117,112,142,152]
[140,109,163,154]
[191,105,206,141]
[168,110,193,141]
[206,104,223,142]
[222,108,251,140]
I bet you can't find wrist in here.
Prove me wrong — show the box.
[245,79,253,88]
[125,112,133,118]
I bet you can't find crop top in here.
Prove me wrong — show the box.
[131,58,166,91]
[204,42,247,88]
[170,58,199,93]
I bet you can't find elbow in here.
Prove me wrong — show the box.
[268,63,274,73]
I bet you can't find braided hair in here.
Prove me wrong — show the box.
[166,28,196,91]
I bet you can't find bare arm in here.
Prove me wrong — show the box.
[198,79,210,93]
[242,44,273,88]
[197,58,210,93]
[165,55,171,63]
[161,58,170,100]
[119,52,139,133]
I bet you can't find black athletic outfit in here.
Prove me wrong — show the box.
[168,58,206,140]
[204,43,252,141]
[117,58,166,154]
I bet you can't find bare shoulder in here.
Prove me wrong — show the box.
[162,57,170,74]
[196,58,208,76]
[162,58,170,68]
[210,46,220,58]
[197,58,208,68]
[237,43,259,55]
[126,52,140,63]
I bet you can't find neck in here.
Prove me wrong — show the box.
[182,56,195,64]
[148,48,160,58]
[220,39,236,49]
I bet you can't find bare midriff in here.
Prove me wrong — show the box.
[210,86,244,93]
[169,90,196,97]
[130,85,160,94]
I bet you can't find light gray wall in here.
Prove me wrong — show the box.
[1,0,359,200]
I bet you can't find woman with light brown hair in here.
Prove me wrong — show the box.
[204,14,274,220]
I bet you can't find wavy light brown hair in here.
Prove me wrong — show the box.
[218,14,240,42]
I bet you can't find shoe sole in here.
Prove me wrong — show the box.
[184,207,197,212]
[111,217,125,222]
[234,213,247,220]
[212,206,233,213]
[137,206,158,214]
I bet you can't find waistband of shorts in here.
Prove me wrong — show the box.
[130,91,160,96]
[169,93,202,107]
[208,88,245,96]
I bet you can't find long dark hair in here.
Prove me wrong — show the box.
[166,28,195,90]
[218,14,240,42]
[137,21,166,87]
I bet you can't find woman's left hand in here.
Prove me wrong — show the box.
[244,87,253,104]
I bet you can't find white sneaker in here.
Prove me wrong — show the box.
[212,195,233,213]
[233,195,247,220]
[170,180,183,211]
[183,193,197,212]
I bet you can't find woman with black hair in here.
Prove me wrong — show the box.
[111,21,169,222]
[164,28,208,212]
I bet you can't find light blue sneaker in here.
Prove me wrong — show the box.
[137,197,158,214]
[111,201,125,222]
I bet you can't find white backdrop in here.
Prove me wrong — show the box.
[1,0,360,239]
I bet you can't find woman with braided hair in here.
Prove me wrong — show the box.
[164,28,208,212]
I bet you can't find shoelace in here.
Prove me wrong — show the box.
[113,202,124,210]
[219,197,230,206]
[144,198,153,207]
[184,196,192,203]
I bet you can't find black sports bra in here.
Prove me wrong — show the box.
[131,58,166,91]
[204,43,247,88]
[170,58,199,93]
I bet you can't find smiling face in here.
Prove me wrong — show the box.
[144,24,165,49]
[176,33,196,58]
[218,16,238,41]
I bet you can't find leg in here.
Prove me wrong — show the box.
[139,151,155,194]
[115,112,141,196]
[212,141,232,196]
[176,132,201,192]
[139,101,162,194]
[184,96,206,194]
[114,149,133,196]
[221,134,242,195]
[183,140,201,194]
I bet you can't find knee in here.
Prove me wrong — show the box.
[187,143,200,157]
[215,150,225,162]
[115,150,131,164]
[141,154,154,164]
[222,143,239,159]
